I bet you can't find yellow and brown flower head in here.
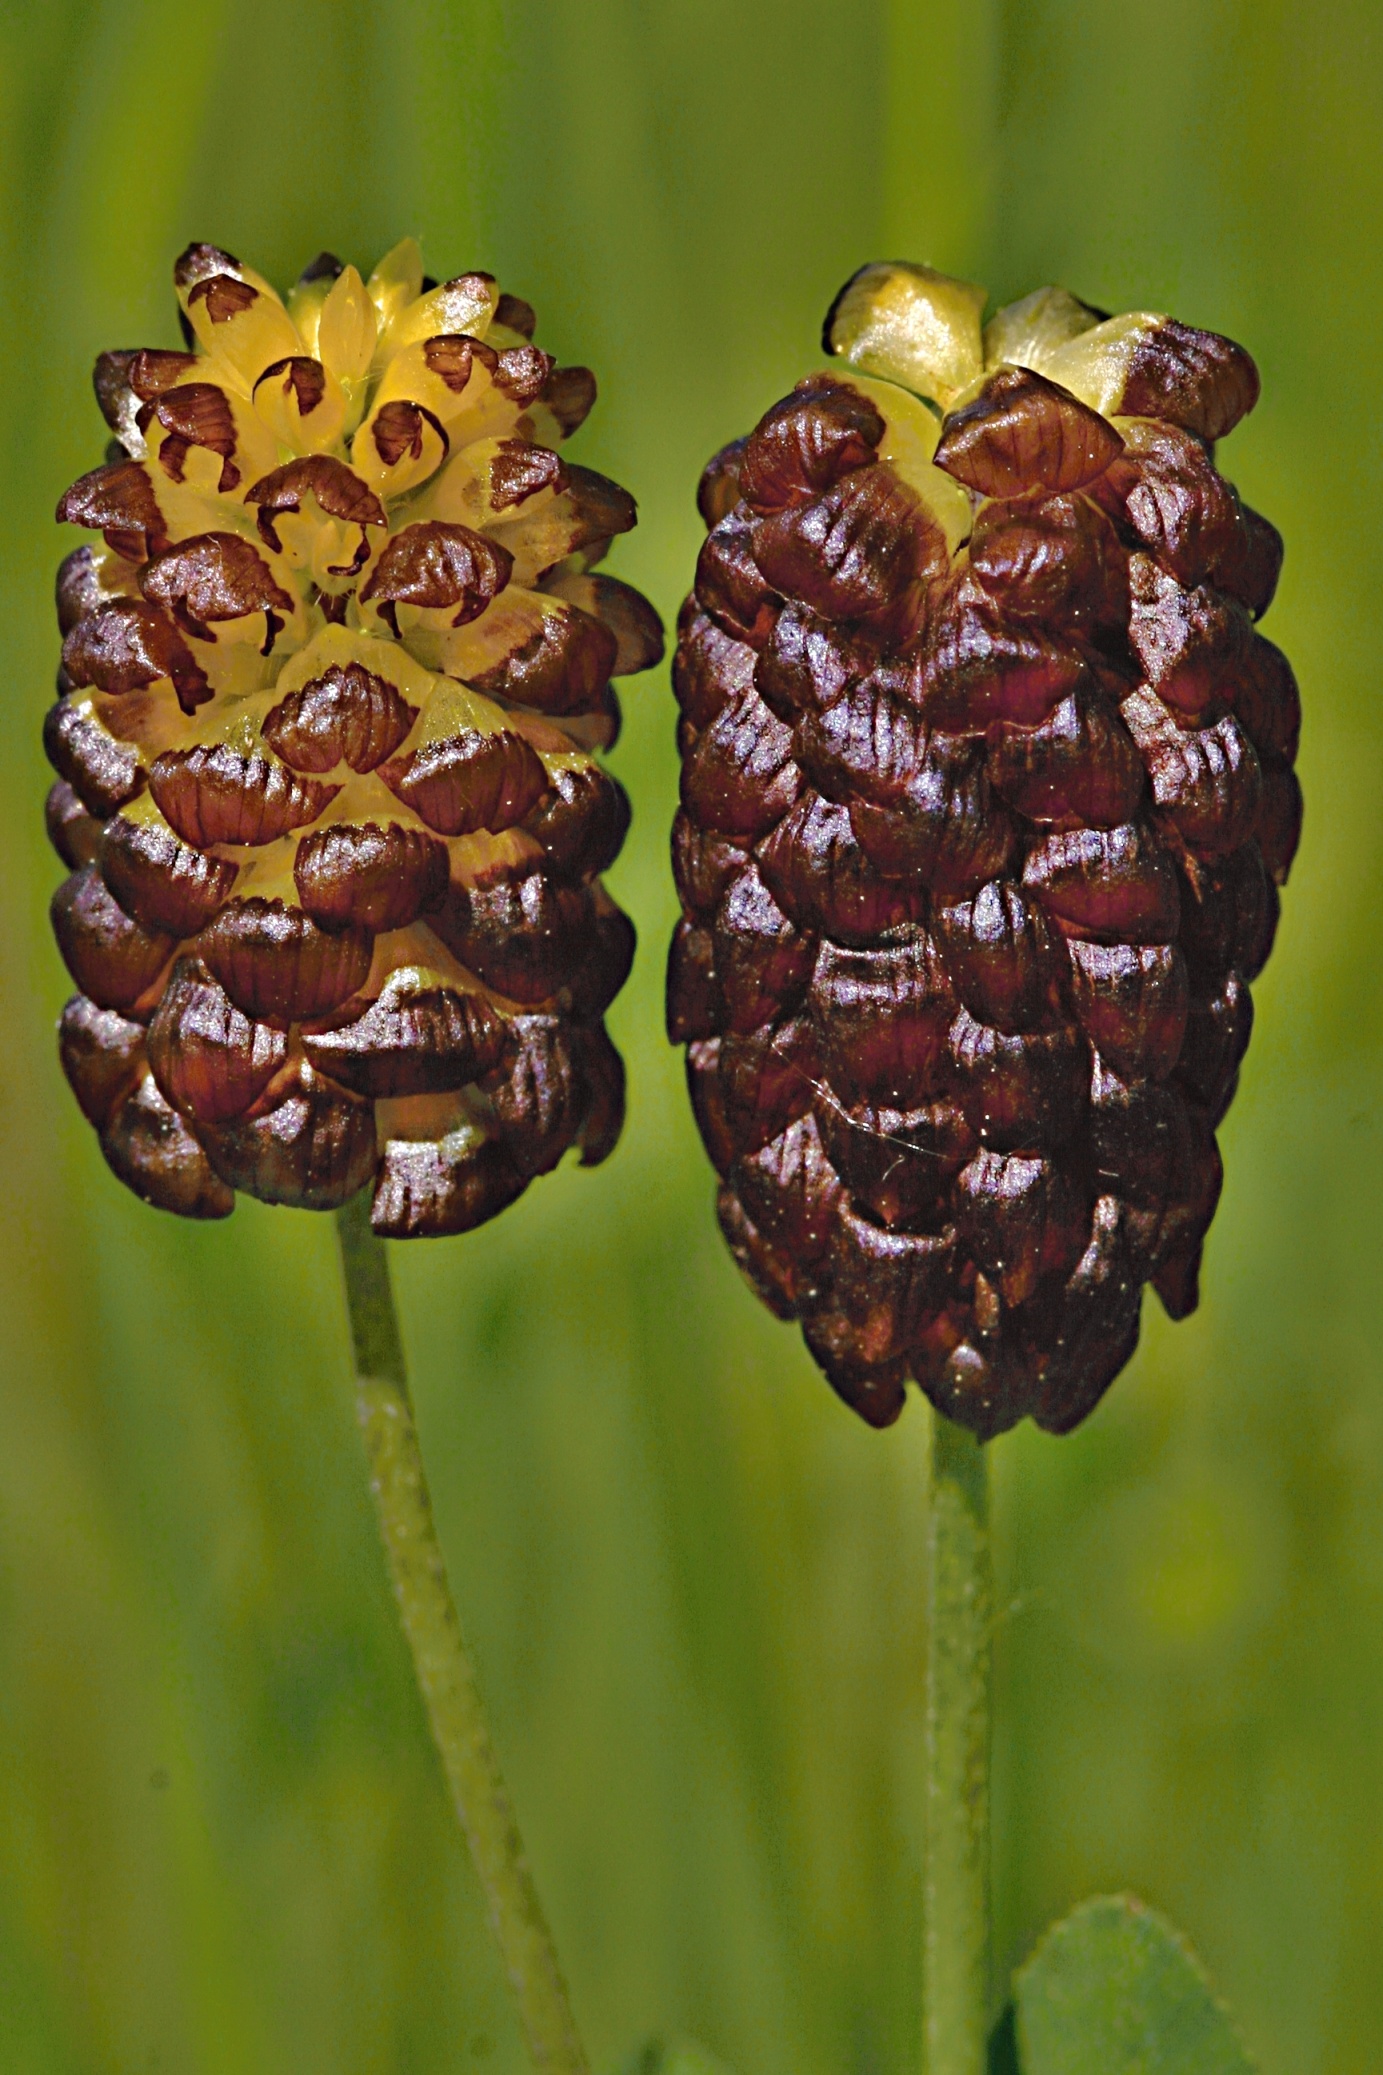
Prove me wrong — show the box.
[49,240,662,1232]
[670,263,1299,1438]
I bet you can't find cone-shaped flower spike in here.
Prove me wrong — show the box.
[50,240,662,1234]
[669,262,1298,1438]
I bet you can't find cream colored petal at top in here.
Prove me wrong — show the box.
[825,260,986,409]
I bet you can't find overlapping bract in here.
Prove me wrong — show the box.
[669,264,1298,1437]
[49,240,661,1232]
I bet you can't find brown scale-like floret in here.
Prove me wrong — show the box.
[669,263,1298,1438]
[49,240,662,1233]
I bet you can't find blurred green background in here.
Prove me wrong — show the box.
[1,2,1379,2069]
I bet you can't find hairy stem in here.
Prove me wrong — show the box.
[335,1191,589,2075]
[924,1411,992,2075]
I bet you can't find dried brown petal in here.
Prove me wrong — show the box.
[245,456,387,563]
[817,1097,974,1232]
[381,724,548,838]
[934,880,1063,1032]
[738,378,884,512]
[360,520,513,632]
[717,1014,821,1156]
[827,1202,954,1359]
[59,993,146,1128]
[198,1057,376,1210]
[486,439,564,510]
[470,600,618,715]
[800,1311,909,1428]
[808,934,954,1105]
[987,684,1145,829]
[792,675,930,805]
[187,273,258,324]
[1023,822,1180,943]
[44,698,145,815]
[1086,1061,1195,1210]
[126,347,201,401]
[695,506,782,648]
[434,869,590,1005]
[51,863,173,1015]
[150,746,340,847]
[535,365,596,436]
[56,545,107,634]
[1117,319,1260,442]
[371,1133,527,1239]
[687,1041,737,1177]
[717,1184,805,1319]
[478,1015,588,1178]
[845,736,1018,895]
[758,792,926,944]
[935,366,1122,498]
[1177,969,1253,1121]
[293,821,450,933]
[754,601,872,722]
[672,603,757,728]
[153,382,241,492]
[671,810,749,921]
[667,920,723,1043]
[1065,939,1189,1082]
[1122,689,1262,858]
[263,662,418,773]
[197,898,373,1024]
[967,493,1126,635]
[680,684,801,840]
[141,532,294,644]
[710,863,818,1034]
[542,571,665,677]
[522,763,630,880]
[520,464,634,561]
[1031,1195,1141,1432]
[1232,635,1300,764]
[949,1009,1089,1152]
[62,600,211,715]
[371,399,449,470]
[101,1072,235,1218]
[574,1025,626,1167]
[752,464,943,622]
[493,293,537,338]
[924,579,1087,731]
[1090,421,1246,591]
[697,438,747,528]
[57,461,169,561]
[1255,762,1303,885]
[46,780,104,869]
[255,355,327,417]
[955,1149,1087,1305]
[100,808,238,936]
[146,957,287,1124]
[1177,843,1275,986]
[1126,556,1251,720]
[735,1111,844,1267]
[303,980,509,1098]
[1215,504,1283,620]
[566,894,636,1021]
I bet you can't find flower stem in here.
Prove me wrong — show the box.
[924,1411,992,2075]
[335,1190,589,2075]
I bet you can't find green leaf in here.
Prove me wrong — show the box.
[1015,1895,1257,2075]
[609,2041,740,2075]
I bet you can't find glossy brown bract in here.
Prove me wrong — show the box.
[48,239,661,1229]
[670,264,1297,1438]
